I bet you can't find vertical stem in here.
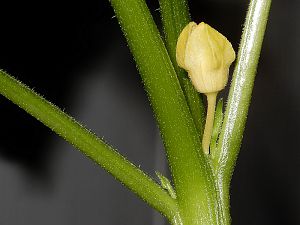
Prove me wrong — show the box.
[159,0,206,139]
[159,0,190,79]
[211,0,272,223]
[109,0,222,224]
[202,92,217,154]
[182,78,206,141]
[213,0,272,182]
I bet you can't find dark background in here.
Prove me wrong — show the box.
[0,0,299,224]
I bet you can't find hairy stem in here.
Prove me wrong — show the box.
[212,0,272,223]
[159,0,190,77]
[109,0,221,224]
[0,70,178,221]
[159,0,206,138]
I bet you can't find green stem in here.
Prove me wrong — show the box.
[182,78,205,138]
[212,0,272,222]
[159,0,206,139]
[0,70,178,221]
[159,0,190,78]
[109,0,221,224]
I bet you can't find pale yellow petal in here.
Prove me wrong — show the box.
[181,22,235,93]
[176,22,197,69]
[223,41,236,66]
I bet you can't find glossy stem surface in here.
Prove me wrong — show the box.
[212,0,272,223]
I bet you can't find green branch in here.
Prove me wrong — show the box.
[159,0,190,78]
[159,0,205,138]
[0,70,178,221]
[109,0,222,224]
[212,0,272,222]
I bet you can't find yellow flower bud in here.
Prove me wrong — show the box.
[176,22,236,154]
[176,22,235,93]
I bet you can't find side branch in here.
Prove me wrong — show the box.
[0,70,178,220]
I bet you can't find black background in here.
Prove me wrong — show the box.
[0,0,299,224]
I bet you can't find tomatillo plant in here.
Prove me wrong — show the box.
[0,0,271,224]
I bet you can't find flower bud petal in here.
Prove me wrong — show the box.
[176,22,236,94]
[176,22,197,70]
